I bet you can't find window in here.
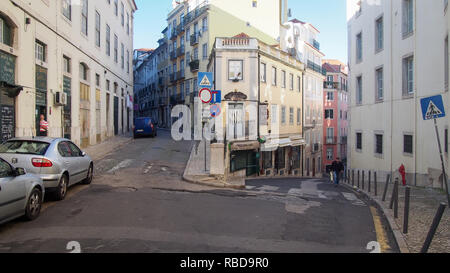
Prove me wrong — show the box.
[404,134,413,154]
[202,43,208,60]
[403,55,414,95]
[95,11,101,47]
[114,0,118,16]
[127,13,130,35]
[121,2,125,26]
[375,16,383,52]
[261,63,266,82]
[252,0,257,8]
[297,108,301,125]
[186,52,190,66]
[375,134,383,155]
[403,0,414,37]
[289,107,294,125]
[81,0,88,36]
[114,35,118,63]
[356,132,362,150]
[106,79,110,91]
[356,32,362,62]
[186,28,190,42]
[80,63,89,81]
[106,24,111,56]
[376,67,383,101]
[121,43,124,69]
[62,0,72,21]
[202,17,208,32]
[272,67,277,86]
[35,40,46,62]
[63,55,71,73]
[281,70,286,88]
[327,92,334,101]
[289,73,294,90]
[95,73,100,86]
[281,106,286,124]
[325,109,334,120]
[356,76,362,104]
[193,47,198,60]
[228,60,243,80]
[127,50,130,73]
[327,148,333,160]
[297,76,301,92]
[271,105,278,124]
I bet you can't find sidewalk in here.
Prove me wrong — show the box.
[84,133,133,162]
[183,140,244,189]
[343,175,449,253]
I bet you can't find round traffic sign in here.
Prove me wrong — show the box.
[199,88,212,104]
[210,104,221,118]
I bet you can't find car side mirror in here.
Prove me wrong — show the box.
[15,167,26,176]
[81,152,87,157]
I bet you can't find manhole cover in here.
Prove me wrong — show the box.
[113,187,138,193]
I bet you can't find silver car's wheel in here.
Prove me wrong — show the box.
[25,188,42,221]
[82,164,93,185]
[54,175,68,201]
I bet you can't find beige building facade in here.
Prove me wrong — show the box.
[0,0,136,147]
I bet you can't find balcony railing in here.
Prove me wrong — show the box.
[323,81,348,91]
[184,4,208,26]
[341,136,348,144]
[307,60,327,75]
[189,59,199,72]
[170,51,177,60]
[177,70,185,80]
[169,73,176,82]
[325,136,338,145]
[190,33,199,46]
[312,39,320,51]
[170,29,178,40]
[177,46,185,57]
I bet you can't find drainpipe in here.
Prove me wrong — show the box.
[413,0,418,186]
[302,71,305,177]
[279,0,289,30]
[390,0,394,181]
[258,51,261,140]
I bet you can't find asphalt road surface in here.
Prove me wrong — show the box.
[0,130,399,253]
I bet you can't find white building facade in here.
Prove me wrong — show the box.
[0,0,137,148]
[347,0,449,189]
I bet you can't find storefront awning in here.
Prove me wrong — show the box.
[0,81,23,98]
[230,141,260,151]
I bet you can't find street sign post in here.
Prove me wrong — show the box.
[198,72,213,89]
[421,95,449,205]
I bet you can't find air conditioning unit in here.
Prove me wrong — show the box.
[54,91,67,106]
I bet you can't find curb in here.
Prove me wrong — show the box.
[342,183,411,253]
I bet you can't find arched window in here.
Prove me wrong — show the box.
[79,63,89,81]
[0,14,13,47]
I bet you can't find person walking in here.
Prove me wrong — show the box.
[331,158,345,187]
[39,114,49,137]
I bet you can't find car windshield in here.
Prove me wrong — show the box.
[0,141,50,155]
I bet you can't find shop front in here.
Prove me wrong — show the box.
[229,141,260,177]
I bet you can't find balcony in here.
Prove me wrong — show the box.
[312,39,320,51]
[158,77,165,86]
[170,29,178,41]
[324,81,348,91]
[169,73,176,82]
[190,33,199,46]
[189,59,199,72]
[341,136,348,145]
[325,136,338,145]
[177,70,185,80]
[177,46,185,57]
[170,51,177,60]
[307,60,327,75]
[184,4,208,26]
[176,23,185,34]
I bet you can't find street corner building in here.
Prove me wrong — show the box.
[347,0,450,189]
[0,0,137,147]
[206,35,306,180]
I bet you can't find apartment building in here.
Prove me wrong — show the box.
[164,0,284,128]
[347,0,449,189]
[207,36,305,179]
[0,0,137,147]
[282,18,326,177]
[322,60,349,172]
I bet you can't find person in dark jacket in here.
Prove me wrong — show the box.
[331,158,345,186]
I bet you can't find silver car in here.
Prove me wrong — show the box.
[0,137,93,201]
[0,157,44,225]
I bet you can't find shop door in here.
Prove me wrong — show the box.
[312,158,316,177]
[246,151,258,177]
[114,96,119,135]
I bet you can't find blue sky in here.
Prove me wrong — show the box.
[133,0,348,62]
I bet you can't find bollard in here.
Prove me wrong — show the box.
[357,170,360,188]
[390,178,399,210]
[368,171,372,193]
[421,203,447,253]
[403,187,411,234]
[394,181,399,219]
[362,171,365,191]
[374,172,378,196]
[352,170,355,187]
[382,174,391,201]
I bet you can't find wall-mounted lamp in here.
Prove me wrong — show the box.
[25,18,31,25]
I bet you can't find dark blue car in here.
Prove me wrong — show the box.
[133,117,157,138]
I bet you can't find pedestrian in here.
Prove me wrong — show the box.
[331,158,345,187]
[331,159,339,185]
[39,114,49,137]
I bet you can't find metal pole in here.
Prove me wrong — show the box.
[368,171,372,193]
[357,170,360,188]
[433,118,450,206]
[352,170,355,187]
[362,170,365,191]
[374,172,378,196]
[382,174,391,201]
[390,178,399,210]
[394,181,399,219]
[420,203,447,253]
[403,187,411,234]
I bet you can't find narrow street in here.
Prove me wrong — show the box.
[0,131,398,253]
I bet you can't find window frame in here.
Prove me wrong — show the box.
[403,134,414,155]
[61,0,72,21]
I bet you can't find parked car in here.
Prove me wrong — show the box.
[133,117,157,138]
[0,137,94,201]
[0,157,44,225]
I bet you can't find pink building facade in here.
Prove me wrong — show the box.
[322,61,349,173]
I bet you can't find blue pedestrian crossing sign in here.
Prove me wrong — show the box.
[421,95,446,120]
[198,72,213,88]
